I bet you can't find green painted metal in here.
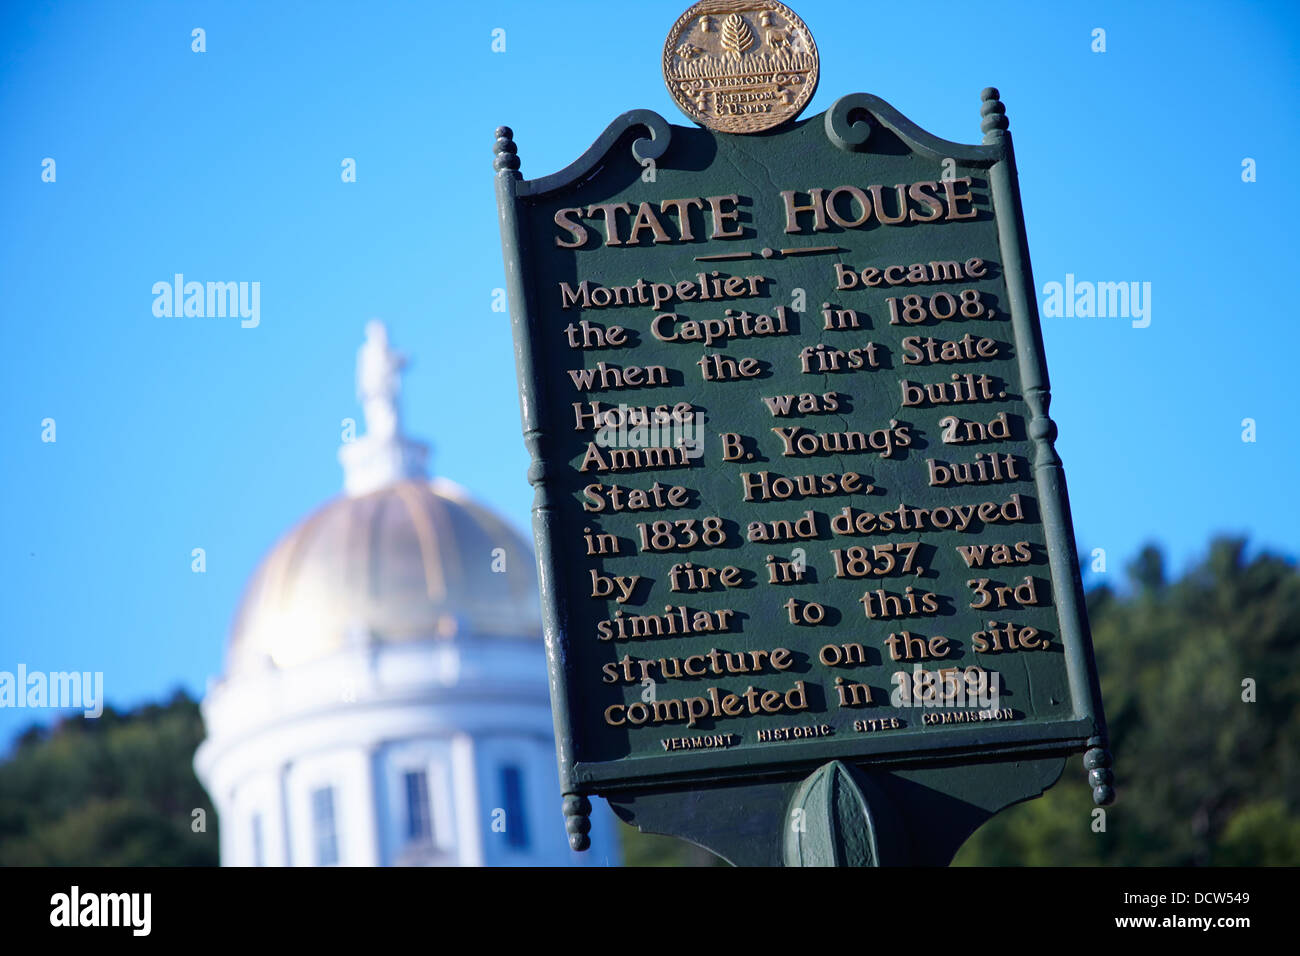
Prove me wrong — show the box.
[494,88,1112,864]
[785,760,892,866]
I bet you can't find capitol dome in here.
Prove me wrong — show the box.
[194,321,618,867]
[226,477,542,676]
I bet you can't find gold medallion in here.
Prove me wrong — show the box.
[663,0,819,134]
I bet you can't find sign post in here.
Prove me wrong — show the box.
[495,1,1113,866]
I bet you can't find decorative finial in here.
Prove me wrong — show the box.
[563,793,592,852]
[339,320,429,496]
[1084,738,1116,806]
[980,87,1008,144]
[493,126,520,174]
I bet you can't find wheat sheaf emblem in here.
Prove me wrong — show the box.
[719,13,755,57]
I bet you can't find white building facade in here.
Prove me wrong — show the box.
[194,322,618,866]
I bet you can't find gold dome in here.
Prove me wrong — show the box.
[226,477,541,675]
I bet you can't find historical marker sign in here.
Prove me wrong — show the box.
[495,3,1112,866]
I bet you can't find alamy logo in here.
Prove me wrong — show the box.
[0,665,103,717]
[1040,274,1151,328]
[50,886,151,936]
[152,273,260,328]
[592,404,706,460]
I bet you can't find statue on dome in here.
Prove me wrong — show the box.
[357,319,406,441]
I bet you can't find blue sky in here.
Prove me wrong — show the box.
[1,0,1297,749]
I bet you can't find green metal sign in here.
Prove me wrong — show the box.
[495,83,1112,865]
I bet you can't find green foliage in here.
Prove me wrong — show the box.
[1216,800,1300,865]
[0,689,217,866]
[955,537,1300,866]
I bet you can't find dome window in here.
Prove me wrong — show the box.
[250,813,265,867]
[311,786,340,866]
[500,765,529,851]
[403,770,432,843]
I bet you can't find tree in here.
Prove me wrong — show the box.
[0,690,217,866]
